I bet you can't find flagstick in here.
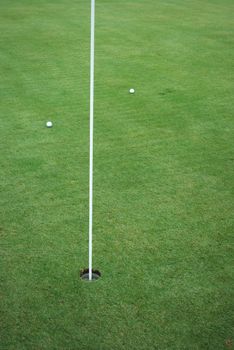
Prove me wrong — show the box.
[89,0,95,281]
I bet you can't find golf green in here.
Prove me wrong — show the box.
[0,0,233,349]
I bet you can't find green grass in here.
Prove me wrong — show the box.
[0,0,233,349]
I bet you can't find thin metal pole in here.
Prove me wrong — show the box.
[89,0,95,281]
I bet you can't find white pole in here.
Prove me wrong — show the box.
[89,0,95,281]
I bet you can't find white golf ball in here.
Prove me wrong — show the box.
[129,88,135,94]
[46,121,53,128]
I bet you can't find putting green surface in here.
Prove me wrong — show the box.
[0,0,233,349]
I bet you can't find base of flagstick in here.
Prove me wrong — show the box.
[80,268,101,281]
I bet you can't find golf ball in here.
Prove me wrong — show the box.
[46,121,53,128]
[129,88,135,94]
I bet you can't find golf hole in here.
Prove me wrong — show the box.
[80,268,101,281]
